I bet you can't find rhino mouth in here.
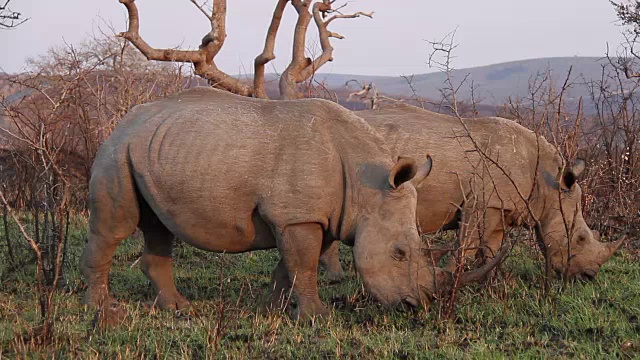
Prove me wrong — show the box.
[402,285,436,308]
[575,269,597,281]
[554,268,597,281]
[403,296,420,307]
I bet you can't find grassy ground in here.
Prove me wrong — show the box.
[1,218,639,359]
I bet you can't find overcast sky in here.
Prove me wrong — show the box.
[0,0,628,76]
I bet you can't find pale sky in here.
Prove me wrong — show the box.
[0,0,628,76]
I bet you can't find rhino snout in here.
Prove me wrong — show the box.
[576,269,597,281]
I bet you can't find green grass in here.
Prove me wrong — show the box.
[1,218,639,359]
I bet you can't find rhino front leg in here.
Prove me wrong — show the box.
[319,241,345,284]
[478,226,506,279]
[277,223,329,319]
[446,207,502,271]
[139,212,190,311]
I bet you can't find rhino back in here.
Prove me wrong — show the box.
[92,87,389,251]
[360,104,558,231]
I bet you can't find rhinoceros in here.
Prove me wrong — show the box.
[321,104,624,281]
[80,88,502,318]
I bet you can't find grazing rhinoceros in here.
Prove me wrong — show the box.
[80,88,502,318]
[321,103,624,281]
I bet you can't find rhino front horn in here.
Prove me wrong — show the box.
[459,243,511,285]
[435,243,511,292]
[605,234,627,258]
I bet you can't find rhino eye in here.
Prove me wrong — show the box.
[392,246,408,261]
[577,235,586,244]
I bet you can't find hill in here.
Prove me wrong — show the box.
[311,56,610,109]
[2,57,617,117]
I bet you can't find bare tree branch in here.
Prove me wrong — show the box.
[117,0,371,100]
[254,0,288,99]
[0,0,28,29]
[345,79,401,109]
[189,0,213,21]
[279,0,313,99]
[117,0,252,96]
[280,0,372,99]
[325,11,374,25]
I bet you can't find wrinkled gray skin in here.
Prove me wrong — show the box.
[80,88,498,319]
[322,104,623,281]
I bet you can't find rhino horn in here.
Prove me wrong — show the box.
[604,234,626,259]
[459,243,511,285]
[434,243,511,293]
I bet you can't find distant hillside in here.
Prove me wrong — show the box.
[2,57,617,117]
[310,57,611,109]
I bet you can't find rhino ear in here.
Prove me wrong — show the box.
[410,155,433,189]
[571,159,586,177]
[388,157,417,189]
[563,159,586,189]
[388,155,433,189]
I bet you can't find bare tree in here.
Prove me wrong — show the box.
[0,0,27,29]
[116,0,372,100]
[610,1,640,79]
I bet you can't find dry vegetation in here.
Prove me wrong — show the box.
[2,1,640,358]
[0,33,196,341]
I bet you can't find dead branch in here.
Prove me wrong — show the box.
[345,79,402,109]
[0,0,27,29]
[116,0,252,96]
[254,0,288,99]
[279,0,372,99]
[117,0,371,100]
[347,80,374,101]
[401,74,426,109]
[429,29,554,293]
[0,186,65,340]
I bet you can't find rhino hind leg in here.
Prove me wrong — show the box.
[319,241,345,284]
[138,201,190,311]
[260,259,292,313]
[80,170,140,309]
[277,223,329,319]
[81,230,131,309]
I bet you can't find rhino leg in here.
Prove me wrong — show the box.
[81,230,131,308]
[277,223,329,319]
[80,170,139,308]
[261,259,292,313]
[477,226,506,279]
[319,241,345,284]
[446,207,503,272]
[139,206,190,311]
[481,228,506,260]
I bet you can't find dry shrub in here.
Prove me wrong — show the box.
[0,32,195,342]
[497,62,640,239]
[1,34,196,210]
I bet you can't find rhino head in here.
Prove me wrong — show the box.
[352,156,505,306]
[537,159,625,280]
